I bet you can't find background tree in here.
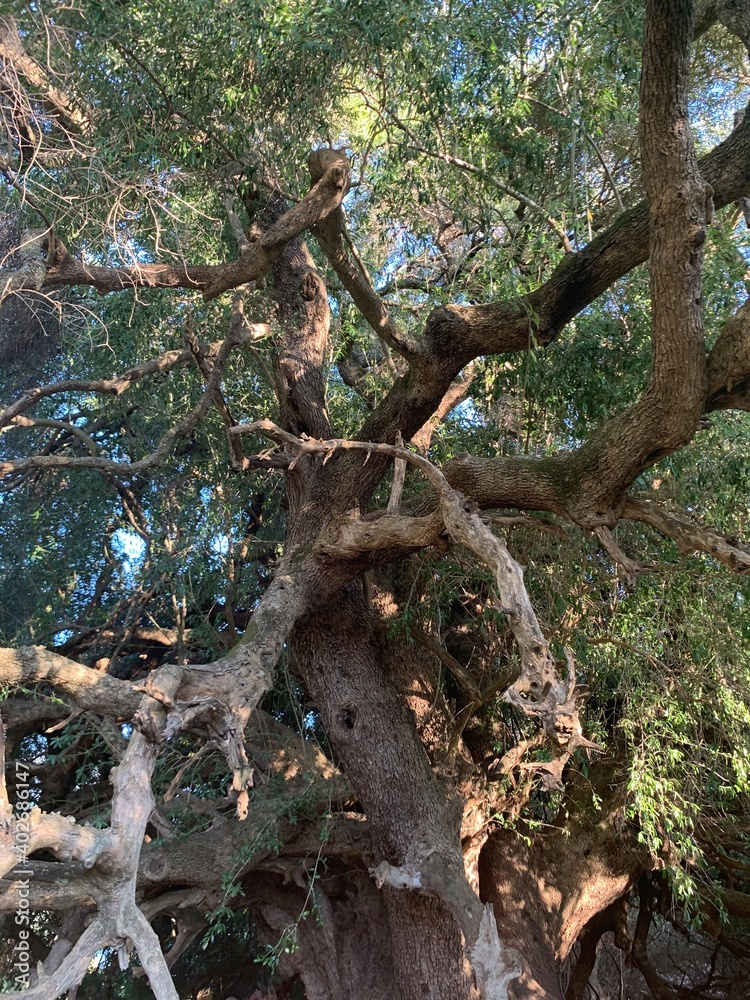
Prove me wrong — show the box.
[1,0,750,998]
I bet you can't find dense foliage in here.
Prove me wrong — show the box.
[1,1,750,997]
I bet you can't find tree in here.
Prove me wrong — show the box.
[1,0,749,997]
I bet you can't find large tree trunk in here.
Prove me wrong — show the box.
[273,574,637,999]
[292,588,480,1000]
[250,595,642,1000]
[259,182,634,999]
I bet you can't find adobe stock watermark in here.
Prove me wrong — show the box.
[11,759,33,990]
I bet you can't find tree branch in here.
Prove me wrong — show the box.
[0,332,239,478]
[38,151,350,300]
[312,203,422,359]
[622,497,750,574]
[420,100,750,363]
[0,327,269,431]
[0,17,89,129]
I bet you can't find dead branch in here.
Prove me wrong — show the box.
[406,625,482,704]
[0,546,336,997]
[386,430,407,513]
[0,715,178,1000]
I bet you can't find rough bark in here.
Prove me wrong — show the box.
[292,587,489,1000]
[4,2,750,996]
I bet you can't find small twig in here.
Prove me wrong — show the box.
[0,328,269,431]
[362,97,573,253]
[622,497,750,575]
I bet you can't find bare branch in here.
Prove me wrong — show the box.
[484,513,569,540]
[0,921,108,1000]
[0,646,141,718]
[411,365,476,452]
[314,508,445,568]
[0,333,239,478]
[2,416,99,455]
[183,311,246,469]
[406,625,482,704]
[0,327,269,431]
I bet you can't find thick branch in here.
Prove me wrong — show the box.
[622,497,750,573]
[313,206,421,359]
[423,103,750,364]
[585,0,708,495]
[0,646,141,717]
[39,152,350,300]
[297,104,750,531]
[438,281,750,528]
[444,0,709,528]
[0,553,331,997]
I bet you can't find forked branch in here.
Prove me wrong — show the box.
[234,419,594,761]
